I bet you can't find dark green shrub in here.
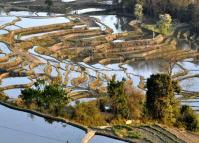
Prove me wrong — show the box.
[177,105,198,131]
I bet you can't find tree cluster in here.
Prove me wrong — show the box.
[146,74,198,131]
[113,0,199,32]
[107,76,144,119]
[146,74,180,124]
[20,80,68,116]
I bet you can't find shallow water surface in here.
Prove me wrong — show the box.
[69,97,96,106]
[4,88,22,99]
[16,17,70,28]
[180,78,199,92]
[90,135,128,143]
[90,15,132,33]
[0,42,11,54]
[0,77,31,87]
[62,0,76,2]
[0,104,85,143]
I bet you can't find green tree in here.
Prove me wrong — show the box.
[45,0,53,11]
[20,80,68,116]
[146,74,180,124]
[158,14,172,35]
[108,76,130,119]
[134,3,143,21]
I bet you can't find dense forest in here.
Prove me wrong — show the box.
[113,0,199,31]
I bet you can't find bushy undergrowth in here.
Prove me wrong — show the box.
[107,76,144,119]
[176,105,198,131]
[69,101,106,126]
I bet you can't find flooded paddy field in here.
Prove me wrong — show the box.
[0,1,199,142]
[0,4,198,112]
[0,104,86,143]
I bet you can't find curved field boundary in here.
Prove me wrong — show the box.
[0,100,88,132]
[0,100,135,143]
[151,125,185,143]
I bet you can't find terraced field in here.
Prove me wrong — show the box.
[135,125,185,143]
[0,1,199,142]
[0,10,198,106]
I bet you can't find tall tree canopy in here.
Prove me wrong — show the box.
[146,74,180,124]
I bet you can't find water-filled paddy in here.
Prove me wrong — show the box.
[4,88,22,99]
[0,30,9,35]
[0,104,86,143]
[0,11,63,17]
[0,42,11,54]
[71,8,106,14]
[0,16,17,25]
[90,15,132,33]
[62,0,76,2]
[0,77,31,87]
[0,6,199,142]
[180,78,199,92]
[69,97,96,106]
[90,135,128,143]
[16,17,70,28]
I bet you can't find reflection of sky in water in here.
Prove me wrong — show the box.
[0,42,11,54]
[0,105,85,143]
[72,8,105,14]
[180,78,199,92]
[90,15,131,33]
[68,98,96,106]
[124,59,168,79]
[4,88,22,98]
[90,135,128,143]
[88,59,168,86]
[0,11,62,17]
[98,0,112,5]
[16,17,70,28]
[62,0,76,2]
[181,101,199,107]
[0,16,17,25]
[0,30,8,35]
[0,77,31,87]
[179,60,199,71]
[33,64,45,74]
[172,64,183,75]
[178,59,199,92]
[51,66,58,77]
[5,25,20,30]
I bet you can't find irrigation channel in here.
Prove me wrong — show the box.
[0,0,199,142]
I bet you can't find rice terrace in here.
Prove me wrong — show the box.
[0,0,199,143]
